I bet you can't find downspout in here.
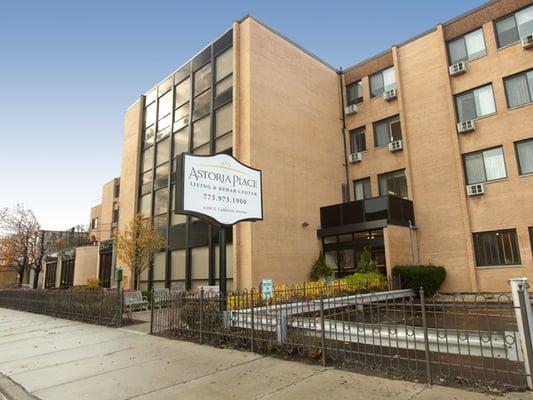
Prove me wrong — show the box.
[338,68,350,203]
[408,220,419,265]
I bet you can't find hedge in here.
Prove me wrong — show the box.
[392,265,446,297]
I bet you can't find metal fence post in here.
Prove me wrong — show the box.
[320,292,326,367]
[199,288,204,344]
[509,278,533,389]
[420,287,432,385]
[250,289,255,353]
[150,288,155,335]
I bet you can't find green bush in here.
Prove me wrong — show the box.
[392,265,446,297]
[180,300,221,329]
[356,248,379,273]
[344,272,387,292]
[310,253,333,280]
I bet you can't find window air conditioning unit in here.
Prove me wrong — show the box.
[388,140,403,152]
[349,152,362,163]
[457,119,476,133]
[522,34,533,49]
[466,183,484,196]
[383,88,397,101]
[449,61,467,76]
[344,104,358,115]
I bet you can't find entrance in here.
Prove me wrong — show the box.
[99,252,113,288]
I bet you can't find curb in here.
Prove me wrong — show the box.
[0,374,39,400]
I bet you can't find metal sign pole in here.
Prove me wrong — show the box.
[219,227,227,295]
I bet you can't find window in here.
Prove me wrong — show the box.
[158,91,172,120]
[455,84,496,122]
[463,146,507,184]
[144,103,156,128]
[370,67,396,98]
[156,138,169,166]
[504,69,533,108]
[192,115,210,149]
[473,229,521,266]
[173,128,189,157]
[373,115,401,147]
[174,103,190,132]
[193,89,211,119]
[516,138,533,175]
[112,209,119,224]
[215,48,232,95]
[215,103,232,137]
[141,147,154,173]
[139,193,152,217]
[346,81,363,105]
[194,63,211,94]
[141,171,152,195]
[353,178,371,200]
[448,28,486,65]
[144,125,155,148]
[378,169,408,199]
[175,78,190,108]
[349,127,366,153]
[495,5,533,48]
[91,218,98,229]
[154,163,169,189]
[154,188,168,216]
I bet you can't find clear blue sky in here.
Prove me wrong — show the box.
[0,0,485,230]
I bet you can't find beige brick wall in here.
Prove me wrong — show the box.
[73,246,99,286]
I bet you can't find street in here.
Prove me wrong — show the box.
[0,308,532,400]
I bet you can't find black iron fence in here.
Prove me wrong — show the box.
[0,289,120,326]
[151,287,531,391]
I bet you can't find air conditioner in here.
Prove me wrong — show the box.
[388,140,403,152]
[344,104,358,115]
[449,61,467,76]
[466,183,484,196]
[522,34,533,49]
[457,120,476,133]
[383,88,397,101]
[349,152,362,163]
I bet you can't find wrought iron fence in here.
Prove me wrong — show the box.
[0,289,120,326]
[151,287,531,391]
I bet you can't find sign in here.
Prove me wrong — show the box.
[175,153,263,226]
[261,279,273,301]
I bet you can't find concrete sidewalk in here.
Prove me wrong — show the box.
[0,309,532,400]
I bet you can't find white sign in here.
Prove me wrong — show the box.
[261,279,273,301]
[176,153,263,226]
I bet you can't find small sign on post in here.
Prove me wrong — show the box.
[261,279,273,301]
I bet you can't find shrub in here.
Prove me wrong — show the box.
[344,273,387,292]
[356,248,379,273]
[310,253,333,280]
[392,265,446,297]
[86,278,100,288]
[180,300,222,329]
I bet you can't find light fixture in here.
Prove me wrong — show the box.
[302,222,309,228]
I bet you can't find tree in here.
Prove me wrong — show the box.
[116,213,164,290]
[310,252,333,280]
[356,247,379,274]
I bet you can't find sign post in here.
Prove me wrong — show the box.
[175,153,263,294]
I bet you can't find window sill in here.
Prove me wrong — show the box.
[519,172,533,178]
[450,53,487,67]
[468,177,508,187]
[507,101,533,112]
[476,264,522,269]
[496,40,521,51]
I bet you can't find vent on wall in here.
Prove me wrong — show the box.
[466,183,484,196]
[457,120,476,133]
[388,140,403,152]
[449,61,467,76]
[349,152,362,163]
[344,104,358,115]
[383,88,397,101]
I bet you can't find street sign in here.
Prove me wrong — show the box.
[261,279,273,301]
[175,153,263,227]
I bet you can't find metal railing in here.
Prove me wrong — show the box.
[0,288,120,326]
[151,284,533,391]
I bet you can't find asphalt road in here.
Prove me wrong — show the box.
[1,308,532,400]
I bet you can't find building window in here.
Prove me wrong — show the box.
[112,209,119,224]
[353,178,371,200]
[349,127,366,153]
[504,69,533,108]
[346,81,363,105]
[142,147,154,173]
[447,28,486,65]
[215,47,232,96]
[154,188,168,216]
[144,102,156,128]
[194,63,211,95]
[373,115,401,147]
[495,5,533,48]
[154,163,169,190]
[473,229,521,267]
[156,138,169,166]
[455,84,496,122]
[192,115,210,150]
[158,91,172,121]
[139,193,152,217]
[515,138,533,175]
[370,66,395,98]
[463,146,507,184]
[91,218,98,229]
[215,103,232,138]
[175,78,190,108]
[192,89,211,120]
[378,169,408,199]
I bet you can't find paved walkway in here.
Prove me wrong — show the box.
[1,308,533,400]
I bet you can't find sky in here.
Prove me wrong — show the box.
[0,0,486,230]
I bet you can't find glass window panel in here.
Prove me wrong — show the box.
[496,15,519,47]
[158,78,172,96]
[505,73,531,107]
[154,163,169,189]
[192,115,210,149]
[193,89,211,119]
[171,250,186,280]
[171,213,187,226]
[144,125,155,148]
[473,230,521,266]
[482,147,506,181]
[157,114,171,140]
[156,138,169,166]
[346,81,363,105]
[390,118,402,140]
[141,171,152,195]
[214,242,234,280]
[142,147,154,172]
[379,170,407,199]
[144,103,156,127]
[349,128,366,152]
[215,103,232,137]
[154,188,168,215]
[448,36,468,64]
[373,120,389,147]
[464,152,486,184]
[354,178,371,200]
[158,91,172,119]
[194,63,211,94]
[191,247,209,280]
[517,5,533,38]
[153,252,166,281]
[173,103,190,131]
[370,73,384,97]
[382,67,396,92]
[145,89,156,106]
[153,214,167,240]
[464,29,486,60]
[193,143,210,155]
[215,76,232,96]
[173,128,189,157]
[456,92,476,122]
[215,133,232,152]
[517,139,533,174]
[175,78,190,108]
[216,47,232,81]
[139,193,152,217]
[474,85,496,117]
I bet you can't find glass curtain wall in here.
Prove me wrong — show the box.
[138,30,234,291]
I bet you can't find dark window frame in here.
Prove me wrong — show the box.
[349,126,366,153]
[372,115,401,148]
[503,68,533,109]
[446,27,487,65]
[462,145,507,185]
[454,83,496,122]
[514,137,533,175]
[472,229,522,267]
[369,66,396,98]
[353,177,371,200]
[378,168,408,199]
[493,4,533,48]
[346,80,363,105]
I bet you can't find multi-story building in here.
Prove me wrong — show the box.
[108,0,532,292]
